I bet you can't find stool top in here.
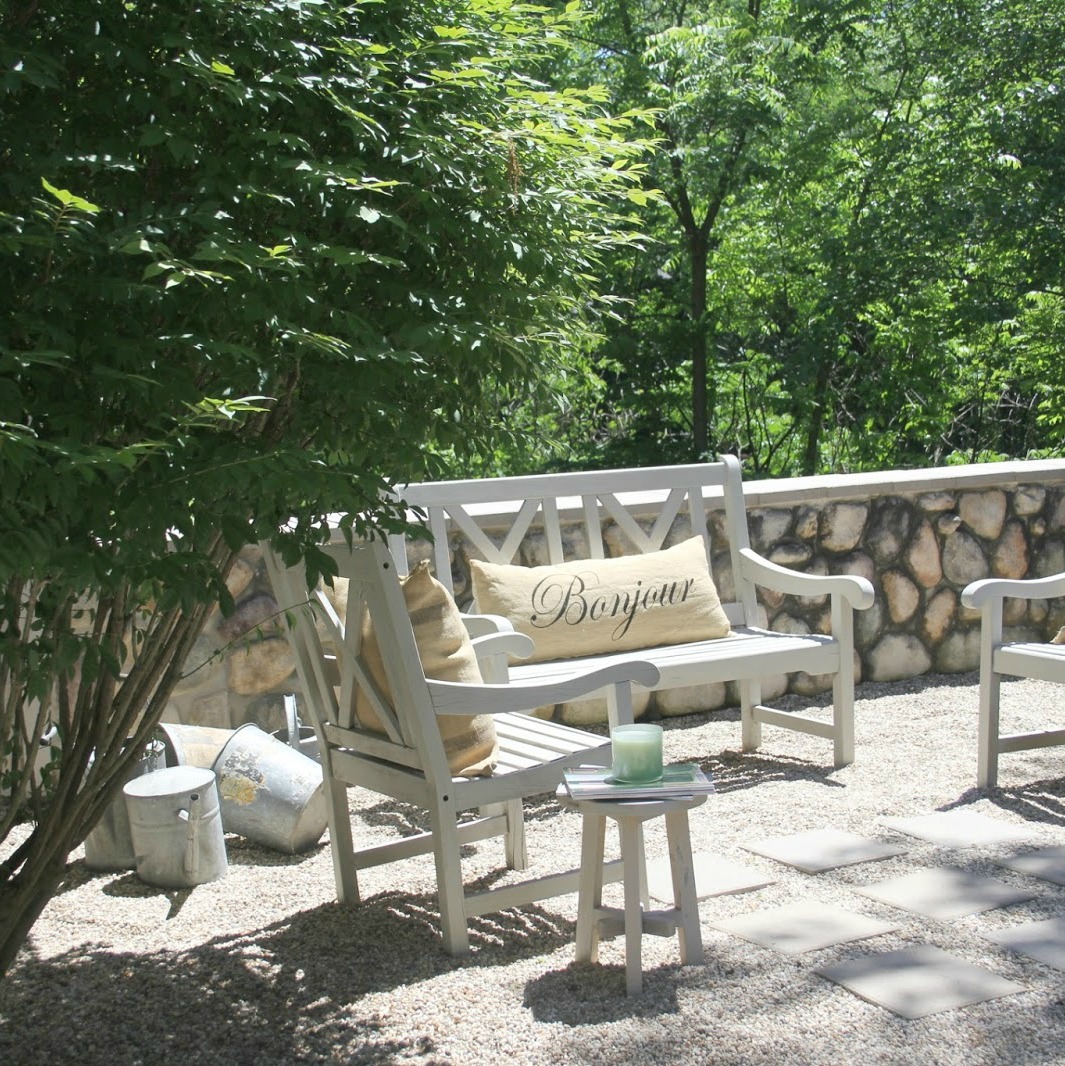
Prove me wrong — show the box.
[556,784,707,818]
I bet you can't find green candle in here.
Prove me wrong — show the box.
[610,724,663,783]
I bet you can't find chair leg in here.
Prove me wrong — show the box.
[740,678,762,752]
[978,668,1002,789]
[502,798,528,870]
[323,778,360,905]
[430,806,470,955]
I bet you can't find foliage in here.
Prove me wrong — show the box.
[0,0,653,973]
[521,0,1065,476]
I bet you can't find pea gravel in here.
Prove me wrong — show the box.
[4,671,1065,1065]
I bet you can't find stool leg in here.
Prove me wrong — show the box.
[618,815,644,995]
[665,809,703,965]
[617,814,650,909]
[575,812,607,964]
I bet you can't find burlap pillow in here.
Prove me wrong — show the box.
[356,561,498,777]
[469,536,731,664]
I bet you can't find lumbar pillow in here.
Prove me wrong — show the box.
[469,536,731,664]
[356,560,499,777]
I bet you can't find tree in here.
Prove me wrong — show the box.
[0,0,652,973]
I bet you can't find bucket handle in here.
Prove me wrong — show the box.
[178,793,202,882]
[283,694,302,752]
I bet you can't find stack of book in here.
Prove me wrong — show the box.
[562,762,715,801]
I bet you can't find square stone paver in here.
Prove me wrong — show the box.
[647,851,775,903]
[997,846,1065,887]
[740,828,907,874]
[882,810,1038,848]
[713,900,897,955]
[817,945,1025,1019]
[856,867,1036,920]
[985,916,1065,971]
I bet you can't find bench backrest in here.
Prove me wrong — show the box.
[388,454,759,627]
[264,537,455,787]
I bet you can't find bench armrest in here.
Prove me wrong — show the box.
[962,572,1065,609]
[739,547,875,609]
[427,661,661,718]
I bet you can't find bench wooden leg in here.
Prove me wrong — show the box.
[978,666,1002,789]
[740,678,762,752]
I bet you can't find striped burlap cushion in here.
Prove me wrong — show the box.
[356,561,498,777]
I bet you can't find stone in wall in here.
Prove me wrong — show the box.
[656,681,728,718]
[935,629,981,673]
[711,550,735,603]
[993,519,1029,579]
[883,569,920,624]
[795,557,829,611]
[959,489,1007,540]
[906,520,943,588]
[867,633,932,682]
[748,508,792,552]
[855,597,885,651]
[921,588,957,645]
[1049,496,1065,533]
[769,541,812,568]
[1015,486,1046,516]
[1003,596,1028,626]
[819,502,868,552]
[795,507,819,540]
[228,637,296,696]
[791,670,835,696]
[559,687,652,727]
[942,529,988,587]
[1036,539,1065,577]
[918,491,956,513]
[866,499,913,565]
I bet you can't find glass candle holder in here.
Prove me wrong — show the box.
[610,723,664,783]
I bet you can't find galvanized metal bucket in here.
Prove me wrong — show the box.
[124,766,228,889]
[84,741,166,871]
[211,723,326,854]
[270,693,320,763]
[156,723,234,769]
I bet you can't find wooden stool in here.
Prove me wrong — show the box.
[572,794,706,995]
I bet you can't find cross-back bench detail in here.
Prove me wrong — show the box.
[389,455,875,768]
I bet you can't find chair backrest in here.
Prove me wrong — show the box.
[263,537,454,787]
[387,455,756,625]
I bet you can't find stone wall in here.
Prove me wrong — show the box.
[162,458,1065,731]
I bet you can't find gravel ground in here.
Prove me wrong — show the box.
[4,671,1065,1065]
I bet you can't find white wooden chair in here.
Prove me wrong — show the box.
[961,571,1065,787]
[264,537,659,954]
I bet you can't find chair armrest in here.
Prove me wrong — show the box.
[461,612,514,638]
[470,631,535,663]
[738,547,875,609]
[962,571,1065,609]
[427,661,661,717]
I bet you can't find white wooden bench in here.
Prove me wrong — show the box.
[389,455,876,768]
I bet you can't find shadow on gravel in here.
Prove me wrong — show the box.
[0,891,576,1066]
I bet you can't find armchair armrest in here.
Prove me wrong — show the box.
[427,661,661,718]
[461,612,514,639]
[962,572,1065,609]
[739,547,875,609]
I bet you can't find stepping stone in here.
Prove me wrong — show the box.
[856,867,1036,920]
[713,900,897,955]
[997,845,1065,887]
[985,916,1065,972]
[740,828,906,874]
[647,851,774,903]
[882,810,1037,848]
[817,945,1025,1019]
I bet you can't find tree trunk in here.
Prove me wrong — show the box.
[690,231,709,459]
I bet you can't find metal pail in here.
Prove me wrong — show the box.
[270,694,320,763]
[84,741,166,871]
[211,723,326,854]
[124,766,228,889]
[157,723,234,769]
